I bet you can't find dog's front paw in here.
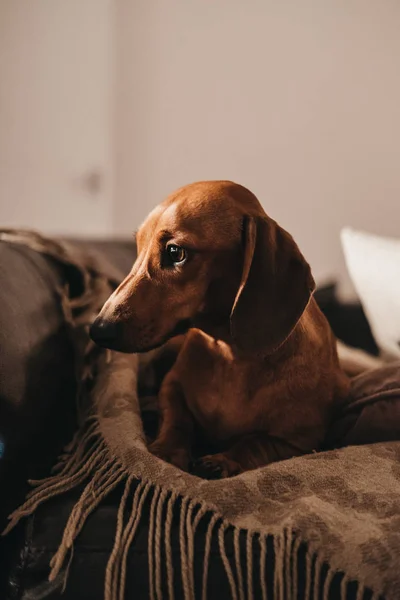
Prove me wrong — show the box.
[191,453,243,479]
[148,440,190,472]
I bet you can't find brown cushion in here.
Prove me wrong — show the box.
[0,242,76,448]
[65,239,136,278]
[325,362,400,449]
[0,241,78,523]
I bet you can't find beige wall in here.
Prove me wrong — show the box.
[0,0,114,236]
[114,0,400,298]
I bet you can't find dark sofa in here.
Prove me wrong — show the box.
[0,237,379,600]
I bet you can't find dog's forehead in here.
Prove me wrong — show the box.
[166,180,258,209]
[167,193,236,223]
[161,181,258,229]
[137,181,264,246]
[163,196,242,244]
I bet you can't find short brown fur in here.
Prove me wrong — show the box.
[91,181,350,478]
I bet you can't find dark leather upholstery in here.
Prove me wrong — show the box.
[0,242,78,526]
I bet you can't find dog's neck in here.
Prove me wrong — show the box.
[192,308,306,363]
[192,313,232,345]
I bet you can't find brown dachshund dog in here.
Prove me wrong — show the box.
[90,181,350,478]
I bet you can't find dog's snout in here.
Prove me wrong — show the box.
[89,317,118,347]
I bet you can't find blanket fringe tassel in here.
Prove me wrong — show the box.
[2,419,377,600]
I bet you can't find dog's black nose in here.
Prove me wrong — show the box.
[89,317,117,346]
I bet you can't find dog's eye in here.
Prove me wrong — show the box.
[165,244,187,265]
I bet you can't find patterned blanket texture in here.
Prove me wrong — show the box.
[2,230,400,600]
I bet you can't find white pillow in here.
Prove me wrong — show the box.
[341,227,400,361]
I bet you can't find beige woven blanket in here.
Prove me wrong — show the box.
[2,230,400,600]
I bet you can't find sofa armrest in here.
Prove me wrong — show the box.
[0,241,78,523]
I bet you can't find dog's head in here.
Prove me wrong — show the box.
[90,181,315,355]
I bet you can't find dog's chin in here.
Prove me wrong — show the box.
[93,318,192,354]
[133,318,192,353]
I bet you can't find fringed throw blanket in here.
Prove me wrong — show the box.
[2,231,400,600]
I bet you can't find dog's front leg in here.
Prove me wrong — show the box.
[148,373,193,472]
[193,433,303,479]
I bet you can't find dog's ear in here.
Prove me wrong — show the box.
[230,215,315,356]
